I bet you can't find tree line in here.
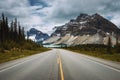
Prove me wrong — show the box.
[63,35,120,54]
[0,14,40,52]
[0,13,25,43]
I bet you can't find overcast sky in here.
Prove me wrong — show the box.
[0,0,120,34]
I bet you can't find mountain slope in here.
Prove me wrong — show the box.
[27,28,49,42]
[44,13,120,46]
[51,13,120,37]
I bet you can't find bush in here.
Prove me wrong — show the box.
[0,48,4,53]
[0,39,42,52]
[115,44,120,53]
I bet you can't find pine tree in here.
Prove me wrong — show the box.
[10,21,14,40]
[115,36,120,53]
[116,36,119,46]
[18,22,22,41]
[0,20,2,43]
[1,13,5,42]
[5,17,9,40]
[13,18,18,42]
[107,36,112,54]
[0,13,39,51]
[21,27,25,40]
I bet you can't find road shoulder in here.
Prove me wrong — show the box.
[62,49,120,70]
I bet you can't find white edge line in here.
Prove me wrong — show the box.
[83,56,120,73]
[0,57,38,72]
[63,49,120,73]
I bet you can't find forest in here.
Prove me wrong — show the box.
[0,14,49,63]
[0,13,41,52]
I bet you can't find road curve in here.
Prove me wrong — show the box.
[0,49,120,80]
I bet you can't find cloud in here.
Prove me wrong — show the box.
[46,0,120,22]
[0,0,120,34]
[0,0,44,29]
[110,14,120,27]
[38,0,120,27]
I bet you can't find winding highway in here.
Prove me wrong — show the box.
[0,49,120,80]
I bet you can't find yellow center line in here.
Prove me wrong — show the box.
[59,57,64,80]
[57,53,64,80]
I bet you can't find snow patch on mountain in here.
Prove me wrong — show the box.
[45,13,120,46]
[27,28,49,43]
[29,35,36,41]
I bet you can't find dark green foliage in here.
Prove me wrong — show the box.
[115,44,120,53]
[116,36,119,46]
[64,44,120,62]
[107,36,112,54]
[0,14,25,43]
[115,36,120,53]
[0,14,40,52]
[64,43,120,54]
[64,42,120,55]
[65,44,108,54]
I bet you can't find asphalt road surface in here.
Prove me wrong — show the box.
[0,49,120,80]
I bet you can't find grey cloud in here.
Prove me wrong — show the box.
[42,0,120,28]
[47,0,108,23]
[0,0,120,34]
[103,0,120,12]
[0,0,45,30]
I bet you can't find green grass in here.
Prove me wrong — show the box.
[66,49,120,62]
[0,48,50,64]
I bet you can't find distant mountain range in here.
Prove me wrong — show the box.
[27,28,49,43]
[43,13,120,46]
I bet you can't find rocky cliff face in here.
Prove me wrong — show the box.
[44,13,120,46]
[27,28,49,43]
[51,13,120,37]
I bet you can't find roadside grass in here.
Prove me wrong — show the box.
[0,48,50,64]
[66,49,120,62]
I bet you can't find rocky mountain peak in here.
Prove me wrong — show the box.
[93,13,101,17]
[76,13,89,21]
[51,13,120,37]
[45,13,120,46]
[27,28,49,43]
[29,28,42,35]
[78,13,89,18]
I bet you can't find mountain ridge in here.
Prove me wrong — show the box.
[51,13,120,37]
[27,28,49,43]
[44,13,120,46]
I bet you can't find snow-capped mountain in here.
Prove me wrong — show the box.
[44,13,120,46]
[51,13,120,36]
[27,28,49,43]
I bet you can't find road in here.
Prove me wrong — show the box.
[0,49,120,80]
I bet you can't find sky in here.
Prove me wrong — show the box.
[0,0,120,35]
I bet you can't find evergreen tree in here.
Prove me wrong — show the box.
[21,27,25,40]
[1,13,5,42]
[0,13,40,51]
[107,36,112,54]
[115,36,120,53]
[10,21,14,40]
[116,36,119,46]
[0,14,26,43]
[18,22,23,41]
[0,20,2,43]
[5,17,9,40]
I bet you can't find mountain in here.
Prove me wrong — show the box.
[27,28,49,43]
[51,13,120,36]
[44,13,120,46]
